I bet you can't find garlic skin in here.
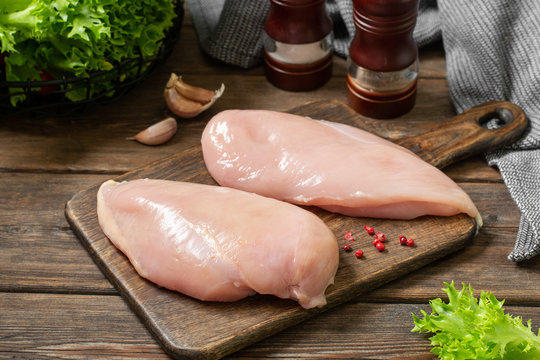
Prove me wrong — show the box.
[128,117,177,146]
[164,73,225,118]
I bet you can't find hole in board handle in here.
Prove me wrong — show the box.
[478,107,514,130]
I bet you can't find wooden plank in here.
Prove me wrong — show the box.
[363,227,540,304]
[417,42,447,79]
[0,78,471,174]
[0,173,111,227]
[444,156,503,183]
[5,222,536,303]
[0,171,511,232]
[0,225,113,294]
[0,177,518,296]
[0,182,519,293]
[463,183,521,227]
[0,293,167,359]
[2,292,539,359]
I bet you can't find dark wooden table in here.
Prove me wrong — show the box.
[2,6,539,359]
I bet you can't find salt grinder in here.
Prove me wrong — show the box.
[347,0,419,119]
[263,0,333,91]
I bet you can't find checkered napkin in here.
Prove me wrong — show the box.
[185,0,540,262]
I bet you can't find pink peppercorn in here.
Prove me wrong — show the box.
[364,225,375,235]
[399,235,407,246]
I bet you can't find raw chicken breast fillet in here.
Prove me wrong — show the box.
[201,110,481,224]
[97,179,338,309]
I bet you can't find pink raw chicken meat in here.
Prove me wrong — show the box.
[201,110,482,225]
[97,179,339,309]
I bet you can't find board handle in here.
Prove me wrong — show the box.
[395,101,528,168]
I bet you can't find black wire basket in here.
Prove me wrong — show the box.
[0,3,184,117]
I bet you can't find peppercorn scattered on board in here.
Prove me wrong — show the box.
[66,100,527,360]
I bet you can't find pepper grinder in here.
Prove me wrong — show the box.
[347,0,419,119]
[263,0,333,91]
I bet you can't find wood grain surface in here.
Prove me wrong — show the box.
[65,99,526,359]
[2,5,540,360]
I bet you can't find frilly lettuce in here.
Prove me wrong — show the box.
[412,282,540,359]
[0,0,177,105]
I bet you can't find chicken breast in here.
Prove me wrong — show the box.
[97,179,338,309]
[201,110,481,225]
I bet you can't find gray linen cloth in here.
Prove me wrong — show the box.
[185,0,540,262]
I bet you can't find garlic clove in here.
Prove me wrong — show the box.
[164,73,225,118]
[127,117,177,146]
[174,75,217,104]
[164,86,206,118]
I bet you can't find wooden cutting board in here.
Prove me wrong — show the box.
[65,100,526,360]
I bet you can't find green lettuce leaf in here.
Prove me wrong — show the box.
[412,282,540,359]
